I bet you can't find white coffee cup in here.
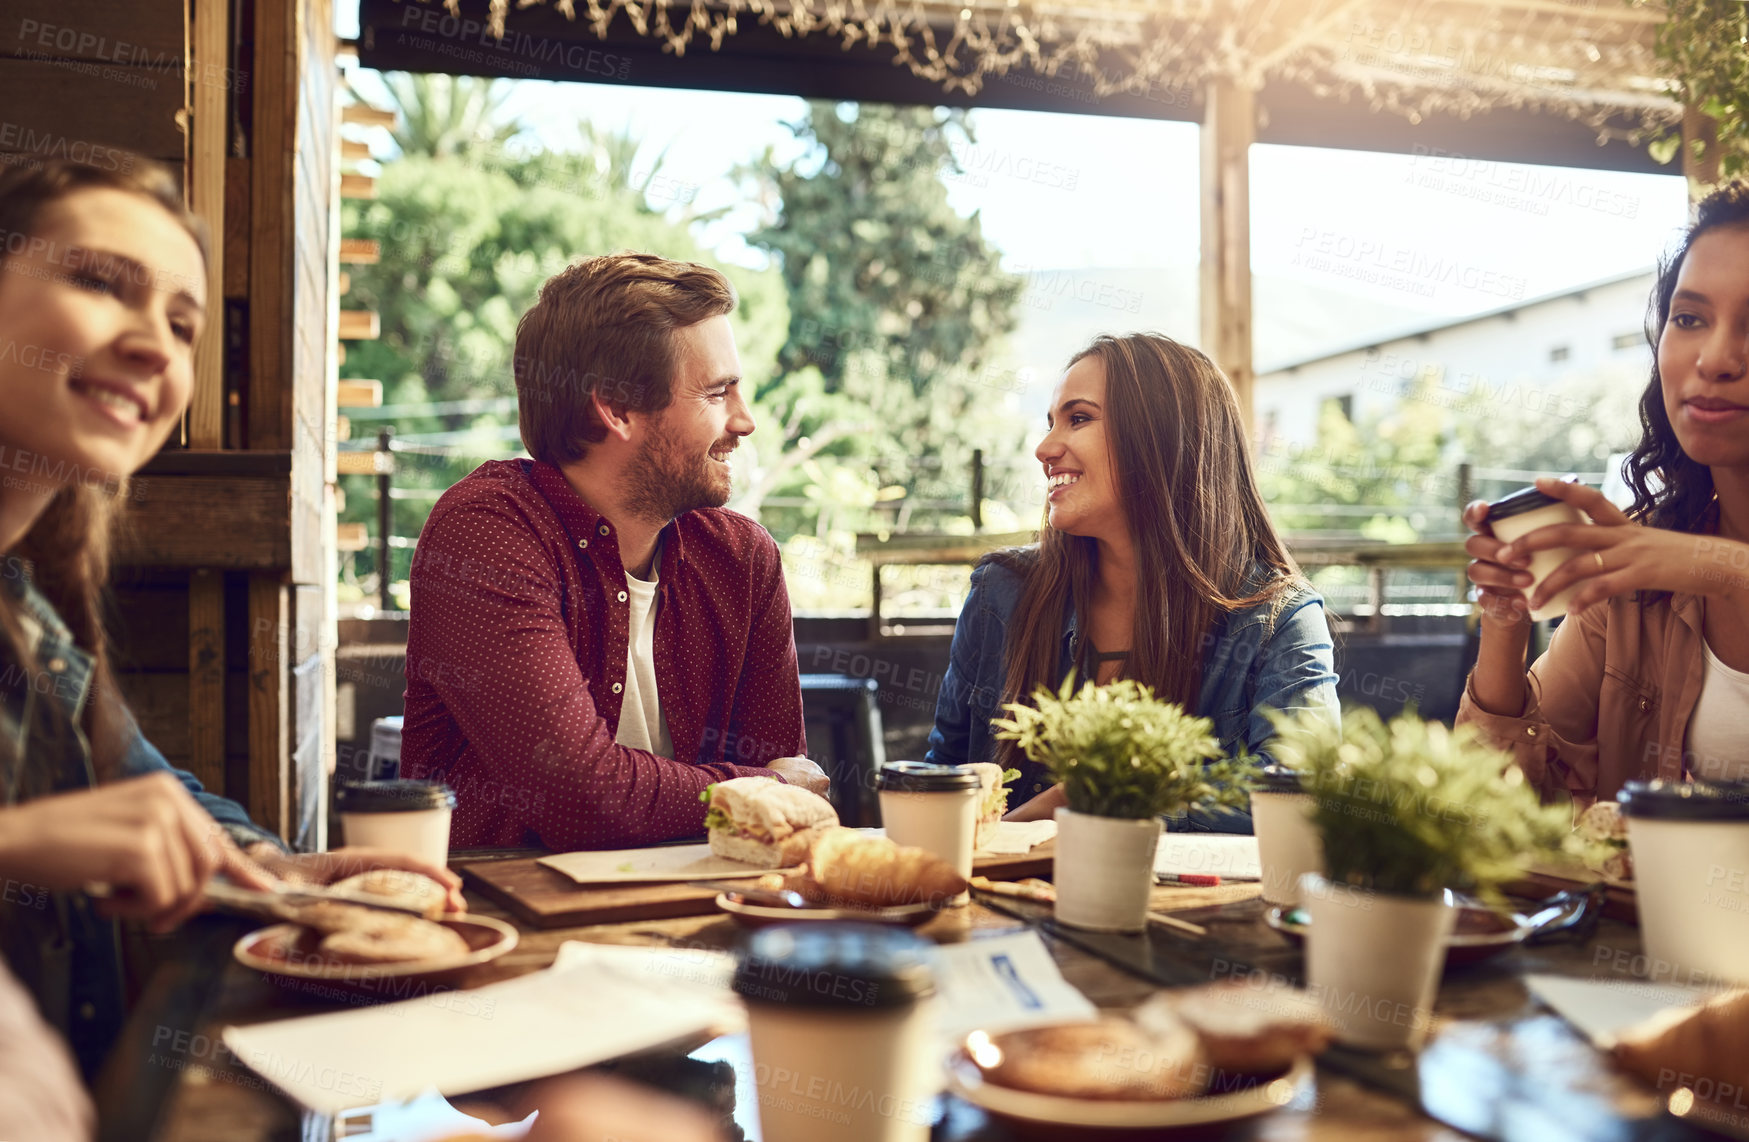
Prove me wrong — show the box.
[335,780,455,866]
[733,924,937,1142]
[877,762,979,906]
[1485,483,1591,622]
[1620,779,1749,987]
[1251,767,1324,906]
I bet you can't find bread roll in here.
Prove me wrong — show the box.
[1135,981,1333,1074]
[806,827,967,907]
[978,1018,1207,1101]
[331,869,452,920]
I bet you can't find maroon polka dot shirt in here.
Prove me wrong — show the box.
[401,459,806,851]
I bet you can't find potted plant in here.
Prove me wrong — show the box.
[1270,707,1585,1050]
[992,676,1255,932]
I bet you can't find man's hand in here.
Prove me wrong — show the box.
[0,773,277,933]
[766,755,830,798]
[246,845,466,913]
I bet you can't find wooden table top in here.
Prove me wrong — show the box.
[121,877,1700,1142]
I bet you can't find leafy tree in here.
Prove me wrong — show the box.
[739,102,1027,533]
[357,73,526,159]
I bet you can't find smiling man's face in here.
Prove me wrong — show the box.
[619,315,755,522]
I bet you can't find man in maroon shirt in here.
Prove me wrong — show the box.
[401,253,829,851]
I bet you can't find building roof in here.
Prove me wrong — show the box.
[1257,264,1657,377]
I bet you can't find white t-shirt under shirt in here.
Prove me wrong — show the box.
[1685,637,1749,783]
[614,549,674,759]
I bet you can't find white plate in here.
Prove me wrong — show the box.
[233,914,519,985]
[714,893,940,928]
[947,1047,1310,1130]
[539,843,792,885]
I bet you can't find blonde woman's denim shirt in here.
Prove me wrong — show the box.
[925,560,1341,833]
[1,570,280,1078]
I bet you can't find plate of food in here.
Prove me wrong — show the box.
[232,870,518,988]
[1264,885,1600,967]
[947,981,1325,1132]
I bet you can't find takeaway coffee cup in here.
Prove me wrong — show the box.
[334,779,455,866]
[1250,766,1324,906]
[877,761,979,905]
[1484,482,1591,622]
[1619,779,1749,986]
[733,924,937,1142]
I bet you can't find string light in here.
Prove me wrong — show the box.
[437,0,1678,144]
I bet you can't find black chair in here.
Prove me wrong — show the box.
[799,673,887,826]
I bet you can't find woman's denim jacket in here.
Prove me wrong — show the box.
[924,559,1340,833]
[1,570,279,1078]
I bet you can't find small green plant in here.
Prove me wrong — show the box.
[1269,707,1597,901]
[991,676,1256,819]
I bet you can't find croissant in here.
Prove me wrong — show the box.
[806,827,968,907]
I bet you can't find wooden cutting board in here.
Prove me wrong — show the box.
[458,841,1057,929]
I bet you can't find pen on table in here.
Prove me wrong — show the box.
[1155,872,1223,887]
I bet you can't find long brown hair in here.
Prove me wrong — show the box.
[992,334,1299,769]
[0,156,208,786]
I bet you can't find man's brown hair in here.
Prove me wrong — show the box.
[514,251,737,466]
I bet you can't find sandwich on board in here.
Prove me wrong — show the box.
[704,777,839,868]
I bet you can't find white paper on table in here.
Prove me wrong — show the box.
[931,930,1097,1048]
[1154,833,1261,879]
[976,820,1057,856]
[538,843,782,885]
[223,941,737,1115]
[1524,974,1715,1044]
[330,1088,536,1142]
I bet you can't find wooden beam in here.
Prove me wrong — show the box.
[187,569,226,794]
[340,138,373,161]
[250,0,295,451]
[119,470,292,569]
[338,311,380,340]
[335,450,395,476]
[336,379,382,407]
[338,271,350,295]
[247,575,291,843]
[339,238,380,264]
[339,173,377,199]
[1200,77,1256,434]
[188,0,229,450]
[341,103,397,127]
[336,522,370,552]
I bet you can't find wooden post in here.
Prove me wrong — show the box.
[247,576,290,842]
[1200,78,1256,434]
[1683,105,1721,198]
[970,448,985,531]
[188,0,228,450]
[869,564,883,643]
[1456,462,1473,603]
[376,428,395,611]
[187,570,225,795]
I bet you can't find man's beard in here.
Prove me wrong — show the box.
[620,418,734,523]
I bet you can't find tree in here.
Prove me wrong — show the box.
[358,73,526,160]
[738,102,1027,532]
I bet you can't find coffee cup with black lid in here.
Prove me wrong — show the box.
[876,761,979,905]
[335,780,455,866]
[1619,779,1749,986]
[1484,481,1591,622]
[1250,766,1325,906]
[733,923,937,1142]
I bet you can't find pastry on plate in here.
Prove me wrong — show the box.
[805,827,967,908]
[976,1016,1208,1101]
[1135,981,1333,1074]
[331,869,453,920]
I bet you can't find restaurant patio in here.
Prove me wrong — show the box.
[6,0,1749,1139]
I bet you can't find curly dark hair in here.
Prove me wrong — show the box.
[1625,181,1749,539]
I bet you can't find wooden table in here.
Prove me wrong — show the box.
[119,877,1699,1142]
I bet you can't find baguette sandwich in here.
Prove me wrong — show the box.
[970,763,1020,849]
[703,777,839,868]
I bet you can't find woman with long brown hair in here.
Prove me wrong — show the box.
[0,156,459,1085]
[926,333,1339,830]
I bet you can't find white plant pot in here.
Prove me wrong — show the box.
[1053,808,1162,932]
[1251,791,1324,906]
[1300,872,1455,1050]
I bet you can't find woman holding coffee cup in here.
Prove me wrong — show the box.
[926,333,1339,830]
[1460,181,1749,803]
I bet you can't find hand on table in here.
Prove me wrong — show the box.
[0,772,276,933]
[1466,477,1749,621]
[520,1075,726,1142]
[245,845,466,913]
[766,755,830,798]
